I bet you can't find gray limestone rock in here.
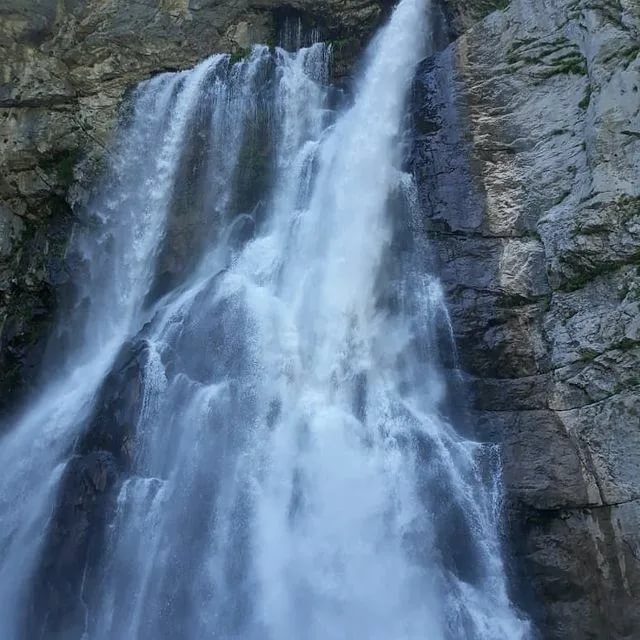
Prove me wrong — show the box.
[413,0,640,636]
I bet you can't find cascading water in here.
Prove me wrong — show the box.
[0,0,532,638]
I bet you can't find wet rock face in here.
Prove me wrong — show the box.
[27,451,120,639]
[414,0,640,636]
[0,0,389,413]
[26,340,148,638]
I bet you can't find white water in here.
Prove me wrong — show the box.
[0,1,531,638]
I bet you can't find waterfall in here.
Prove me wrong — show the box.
[0,0,531,638]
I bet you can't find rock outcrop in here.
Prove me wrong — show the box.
[413,0,640,637]
[26,340,148,637]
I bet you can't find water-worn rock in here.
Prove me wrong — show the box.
[415,0,640,636]
[24,339,148,637]
[26,451,119,638]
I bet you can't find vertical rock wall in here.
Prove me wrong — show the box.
[414,0,640,637]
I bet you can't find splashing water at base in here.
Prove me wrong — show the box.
[0,1,531,638]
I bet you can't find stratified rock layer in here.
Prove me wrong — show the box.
[412,0,640,637]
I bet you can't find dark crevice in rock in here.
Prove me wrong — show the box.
[534,495,640,514]
[554,384,640,412]
[0,97,78,108]
[473,381,640,413]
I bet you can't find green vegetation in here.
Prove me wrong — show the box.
[468,0,511,20]
[40,149,78,189]
[539,51,587,79]
[508,37,537,54]
[229,48,250,65]
[616,194,640,224]
[328,37,360,55]
[578,84,592,110]
[55,151,76,186]
[506,37,589,85]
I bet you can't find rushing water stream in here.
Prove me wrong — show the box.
[0,0,531,638]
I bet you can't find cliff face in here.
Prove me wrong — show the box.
[1,0,639,637]
[413,0,640,637]
[0,0,389,412]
